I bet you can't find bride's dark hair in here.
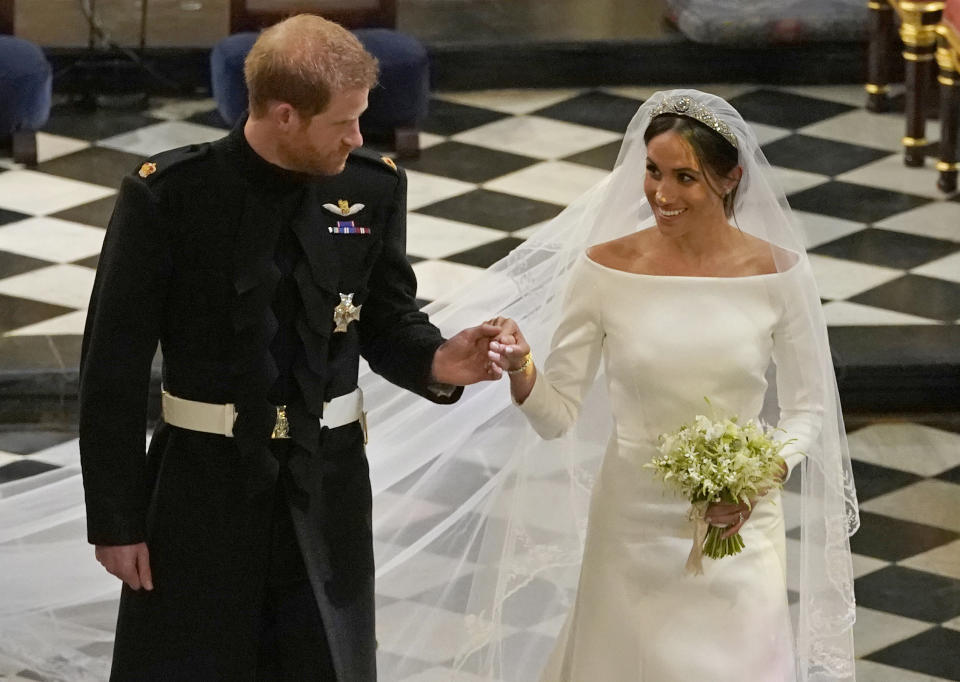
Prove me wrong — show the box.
[643,113,740,218]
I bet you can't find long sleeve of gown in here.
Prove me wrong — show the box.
[772,262,826,479]
[518,258,605,440]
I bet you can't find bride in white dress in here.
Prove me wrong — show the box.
[488,100,815,681]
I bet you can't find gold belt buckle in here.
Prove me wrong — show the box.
[271,405,290,439]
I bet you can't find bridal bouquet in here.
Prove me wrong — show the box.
[645,406,789,575]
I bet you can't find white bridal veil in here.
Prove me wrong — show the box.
[0,90,859,682]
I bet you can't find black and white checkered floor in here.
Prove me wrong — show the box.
[1,83,959,680]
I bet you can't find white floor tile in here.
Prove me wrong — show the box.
[781,84,874,108]
[406,214,505,259]
[0,217,105,263]
[0,170,115,215]
[806,254,903,300]
[452,116,621,160]
[846,423,960,477]
[512,220,551,240]
[770,165,829,196]
[483,161,608,205]
[837,154,949,201]
[821,301,940,326]
[794,211,867,249]
[30,438,81,467]
[436,88,586,116]
[801,109,940,153]
[0,451,19,466]
[851,552,889,579]
[5,309,89,336]
[412,259,486,301]
[602,84,756,103]
[911,252,960,284]
[35,132,91,163]
[876,201,960,243]
[855,658,953,682]
[944,615,960,632]
[418,132,447,151]
[404,170,475,211]
[900,539,960,581]
[0,263,95,309]
[853,606,934,657]
[373,490,454,535]
[861,479,960,533]
[749,122,794,146]
[147,97,218,121]
[375,551,476,600]
[98,121,227,157]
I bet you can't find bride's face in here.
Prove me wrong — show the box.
[644,131,728,235]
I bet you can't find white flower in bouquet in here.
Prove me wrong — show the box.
[645,401,792,575]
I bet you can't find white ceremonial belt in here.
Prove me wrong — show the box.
[161,387,365,439]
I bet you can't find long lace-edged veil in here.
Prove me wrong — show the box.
[0,90,858,682]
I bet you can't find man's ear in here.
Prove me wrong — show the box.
[271,102,297,130]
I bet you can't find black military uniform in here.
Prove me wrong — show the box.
[79,118,462,680]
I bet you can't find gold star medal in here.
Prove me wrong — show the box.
[333,293,361,333]
[138,162,157,178]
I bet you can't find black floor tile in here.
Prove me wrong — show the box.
[0,458,61,483]
[445,236,526,268]
[422,99,510,136]
[787,181,931,223]
[0,295,74,335]
[0,334,69,371]
[72,254,100,269]
[728,89,856,129]
[761,134,891,176]
[0,207,30,226]
[563,140,623,170]
[400,141,539,184]
[415,189,564,232]
[848,511,959,561]
[0,250,55,279]
[855,565,960,622]
[0,429,78,455]
[185,109,230,129]
[811,228,960,270]
[851,460,924,502]
[866,627,960,680]
[937,465,960,485]
[41,101,161,142]
[36,146,144,190]
[849,275,960,323]
[49,196,118,229]
[532,90,641,132]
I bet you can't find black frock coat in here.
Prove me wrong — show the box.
[78,122,462,681]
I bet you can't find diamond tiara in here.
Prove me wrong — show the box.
[648,95,738,149]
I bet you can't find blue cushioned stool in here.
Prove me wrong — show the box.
[211,28,429,157]
[0,36,52,166]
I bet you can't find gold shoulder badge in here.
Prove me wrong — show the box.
[138,162,157,178]
[381,156,397,172]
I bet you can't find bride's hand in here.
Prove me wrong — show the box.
[705,499,756,539]
[483,316,530,374]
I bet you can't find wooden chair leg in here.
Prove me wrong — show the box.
[867,1,896,112]
[899,4,942,167]
[393,127,420,159]
[12,129,38,166]
[937,44,959,193]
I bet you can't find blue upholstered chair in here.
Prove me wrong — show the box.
[211,28,429,157]
[0,36,52,166]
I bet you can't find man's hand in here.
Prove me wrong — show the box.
[95,542,153,591]
[432,323,506,385]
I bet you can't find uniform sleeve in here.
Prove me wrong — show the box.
[79,175,171,545]
[772,263,826,481]
[518,259,605,440]
[358,168,462,404]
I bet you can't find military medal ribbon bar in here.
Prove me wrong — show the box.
[328,221,371,235]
